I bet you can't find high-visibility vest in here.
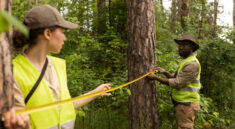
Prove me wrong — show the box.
[172,56,201,103]
[13,54,76,129]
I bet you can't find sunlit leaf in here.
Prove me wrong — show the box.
[0,10,28,37]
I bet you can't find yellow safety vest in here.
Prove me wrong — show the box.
[13,54,76,129]
[172,56,201,103]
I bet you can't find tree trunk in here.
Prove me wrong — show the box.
[233,0,235,26]
[97,0,107,34]
[108,0,111,27]
[198,0,206,39]
[35,0,39,5]
[171,0,177,33]
[159,0,163,11]
[180,0,189,30]
[0,0,14,126]
[77,0,86,34]
[28,0,31,9]
[127,0,158,129]
[177,0,181,22]
[86,0,90,32]
[212,0,218,37]
[233,0,235,44]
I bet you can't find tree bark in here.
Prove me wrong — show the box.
[233,0,235,26]
[0,0,14,125]
[177,0,181,22]
[198,0,206,39]
[233,0,235,44]
[97,0,107,34]
[28,0,31,9]
[159,0,163,11]
[35,0,39,5]
[108,0,111,27]
[171,0,177,33]
[180,0,189,30]
[127,0,158,129]
[86,0,90,32]
[212,0,218,37]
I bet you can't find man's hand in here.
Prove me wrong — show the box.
[155,67,166,74]
[4,108,29,129]
[147,73,157,80]
[147,73,170,85]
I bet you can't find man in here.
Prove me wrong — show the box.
[148,34,201,129]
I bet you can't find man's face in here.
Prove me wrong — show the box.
[178,41,194,58]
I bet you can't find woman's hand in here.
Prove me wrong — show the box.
[4,108,29,129]
[73,84,112,109]
[93,83,111,97]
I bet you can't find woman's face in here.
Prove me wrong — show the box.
[47,27,66,53]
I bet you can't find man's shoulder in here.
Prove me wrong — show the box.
[183,61,199,70]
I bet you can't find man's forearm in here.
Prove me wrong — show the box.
[155,76,169,85]
[163,71,174,78]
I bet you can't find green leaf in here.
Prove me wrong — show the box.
[213,112,219,118]
[126,89,131,96]
[0,10,28,37]
[76,109,85,117]
[207,97,213,102]
[0,12,9,33]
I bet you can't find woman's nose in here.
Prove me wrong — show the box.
[64,35,67,41]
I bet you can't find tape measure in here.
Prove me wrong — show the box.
[16,70,158,115]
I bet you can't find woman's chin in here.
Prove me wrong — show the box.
[50,50,61,54]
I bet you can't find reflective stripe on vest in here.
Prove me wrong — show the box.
[49,125,59,129]
[172,56,201,103]
[13,55,76,129]
[61,120,75,129]
[49,120,75,129]
[180,87,199,92]
[192,80,200,83]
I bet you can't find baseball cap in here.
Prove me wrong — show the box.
[23,5,77,29]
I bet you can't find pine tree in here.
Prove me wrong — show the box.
[127,0,158,128]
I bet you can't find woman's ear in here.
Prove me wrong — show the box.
[43,29,52,40]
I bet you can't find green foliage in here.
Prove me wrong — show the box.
[195,94,228,128]
[155,33,179,129]
[9,0,235,129]
[0,10,28,36]
[108,0,127,39]
[59,26,129,128]
[197,37,235,128]
[97,27,127,75]
[12,0,30,21]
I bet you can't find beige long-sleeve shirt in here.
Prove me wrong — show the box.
[169,54,200,89]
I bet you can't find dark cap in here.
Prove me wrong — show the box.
[174,33,199,51]
[23,5,77,29]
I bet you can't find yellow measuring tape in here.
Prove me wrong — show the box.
[16,70,158,115]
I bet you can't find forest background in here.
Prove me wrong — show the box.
[0,0,234,129]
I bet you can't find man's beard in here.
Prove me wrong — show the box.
[179,50,191,58]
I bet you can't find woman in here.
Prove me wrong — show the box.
[4,5,111,129]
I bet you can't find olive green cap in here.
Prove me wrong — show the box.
[23,5,77,29]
